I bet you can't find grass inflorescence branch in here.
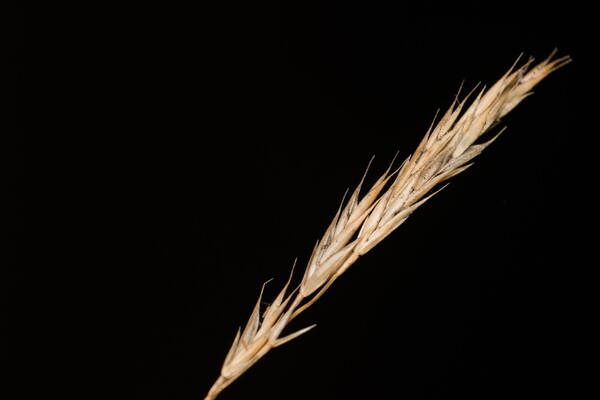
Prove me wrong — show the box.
[204,51,571,400]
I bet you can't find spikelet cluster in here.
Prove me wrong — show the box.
[205,51,570,400]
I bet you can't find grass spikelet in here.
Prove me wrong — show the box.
[204,52,570,400]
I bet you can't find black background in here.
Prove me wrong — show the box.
[20,3,593,400]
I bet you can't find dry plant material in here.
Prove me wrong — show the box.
[204,51,570,400]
